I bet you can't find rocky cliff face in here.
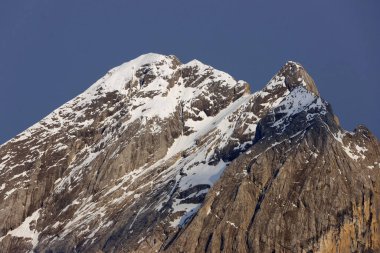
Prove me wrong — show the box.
[0,54,379,253]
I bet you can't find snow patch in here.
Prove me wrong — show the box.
[226,221,238,228]
[0,209,41,251]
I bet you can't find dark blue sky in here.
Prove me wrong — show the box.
[1,0,379,144]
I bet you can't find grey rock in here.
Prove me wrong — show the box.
[0,54,378,253]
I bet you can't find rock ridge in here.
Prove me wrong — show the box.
[0,54,378,253]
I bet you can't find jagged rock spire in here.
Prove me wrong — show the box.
[263,61,319,96]
[280,61,319,95]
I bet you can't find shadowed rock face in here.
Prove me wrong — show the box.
[0,54,379,253]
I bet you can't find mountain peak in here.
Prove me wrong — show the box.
[281,60,319,95]
[84,53,247,99]
[84,53,181,95]
[264,61,319,96]
[1,56,379,253]
[126,53,179,66]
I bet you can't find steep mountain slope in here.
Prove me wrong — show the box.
[0,54,378,253]
[166,88,380,253]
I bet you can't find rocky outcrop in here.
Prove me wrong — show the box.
[165,87,380,253]
[0,53,378,253]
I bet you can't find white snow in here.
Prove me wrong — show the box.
[226,221,238,228]
[52,221,61,229]
[11,171,28,180]
[1,54,348,240]
[0,209,41,250]
[85,53,176,95]
[264,75,286,91]
[273,86,325,126]
[342,146,360,160]
[170,204,201,227]
[137,237,146,244]
[4,188,17,199]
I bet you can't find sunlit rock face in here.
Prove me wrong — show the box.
[0,54,379,253]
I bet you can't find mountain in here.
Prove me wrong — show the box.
[0,53,379,253]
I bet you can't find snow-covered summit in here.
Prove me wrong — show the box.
[85,53,178,94]
[84,53,245,98]
[0,54,379,253]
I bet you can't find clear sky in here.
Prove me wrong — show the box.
[0,0,379,144]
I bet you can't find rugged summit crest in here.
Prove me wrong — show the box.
[279,61,319,95]
[0,54,379,253]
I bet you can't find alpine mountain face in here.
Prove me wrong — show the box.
[0,54,379,253]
